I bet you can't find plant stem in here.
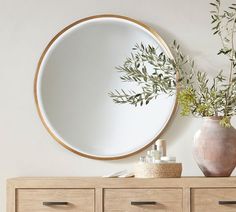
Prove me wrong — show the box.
[224,18,235,117]
[229,19,235,84]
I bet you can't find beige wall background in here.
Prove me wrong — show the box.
[0,0,235,210]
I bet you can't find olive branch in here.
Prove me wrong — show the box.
[109,0,236,127]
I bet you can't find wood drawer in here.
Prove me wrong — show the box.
[104,188,182,212]
[16,189,94,212]
[191,188,236,212]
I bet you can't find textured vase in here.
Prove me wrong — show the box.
[193,117,236,177]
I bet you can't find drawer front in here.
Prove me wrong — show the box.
[104,188,182,212]
[191,188,236,212]
[16,189,94,212]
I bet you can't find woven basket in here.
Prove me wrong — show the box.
[134,162,182,178]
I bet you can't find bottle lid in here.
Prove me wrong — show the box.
[156,139,166,146]
[152,144,157,150]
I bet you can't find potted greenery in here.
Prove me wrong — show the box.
[109,0,236,176]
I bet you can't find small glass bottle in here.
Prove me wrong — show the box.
[139,156,146,163]
[156,139,167,157]
[146,150,155,163]
[150,143,161,160]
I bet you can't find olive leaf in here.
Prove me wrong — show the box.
[109,0,236,127]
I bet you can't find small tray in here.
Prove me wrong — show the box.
[134,162,182,178]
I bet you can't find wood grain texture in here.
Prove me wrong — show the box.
[95,188,103,212]
[7,177,236,189]
[104,188,182,212]
[7,182,15,212]
[16,189,94,212]
[183,188,191,212]
[191,188,236,212]
[7,177,236,212]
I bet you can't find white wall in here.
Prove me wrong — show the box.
[0,0,235,210]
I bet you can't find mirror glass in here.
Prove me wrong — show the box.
[35,15,176,159]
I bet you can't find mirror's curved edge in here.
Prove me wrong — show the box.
[34,14,178,160]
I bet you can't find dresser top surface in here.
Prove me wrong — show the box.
[7,176,236,188]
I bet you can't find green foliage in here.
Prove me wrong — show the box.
[109,0,236,127]
[109,44,176,106]
[178,88,197,116]
[220,116,232,128]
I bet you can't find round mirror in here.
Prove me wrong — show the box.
[34,15,176,159]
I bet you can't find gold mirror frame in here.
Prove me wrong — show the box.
[34,14,177,160]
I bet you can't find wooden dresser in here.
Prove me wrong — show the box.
[7,177,236,212]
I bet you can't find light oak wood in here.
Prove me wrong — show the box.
[183,188,191,212]
[95,188,103,212]
[7,177,236,212]
[104,188,182,211]
[16,189,94,212]
[7,182,15,212]
[191,188,236,212]
[7,176,236,188]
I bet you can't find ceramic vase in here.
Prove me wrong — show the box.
[193,116,236,177]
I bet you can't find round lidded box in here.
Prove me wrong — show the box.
[134,162,182,178]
